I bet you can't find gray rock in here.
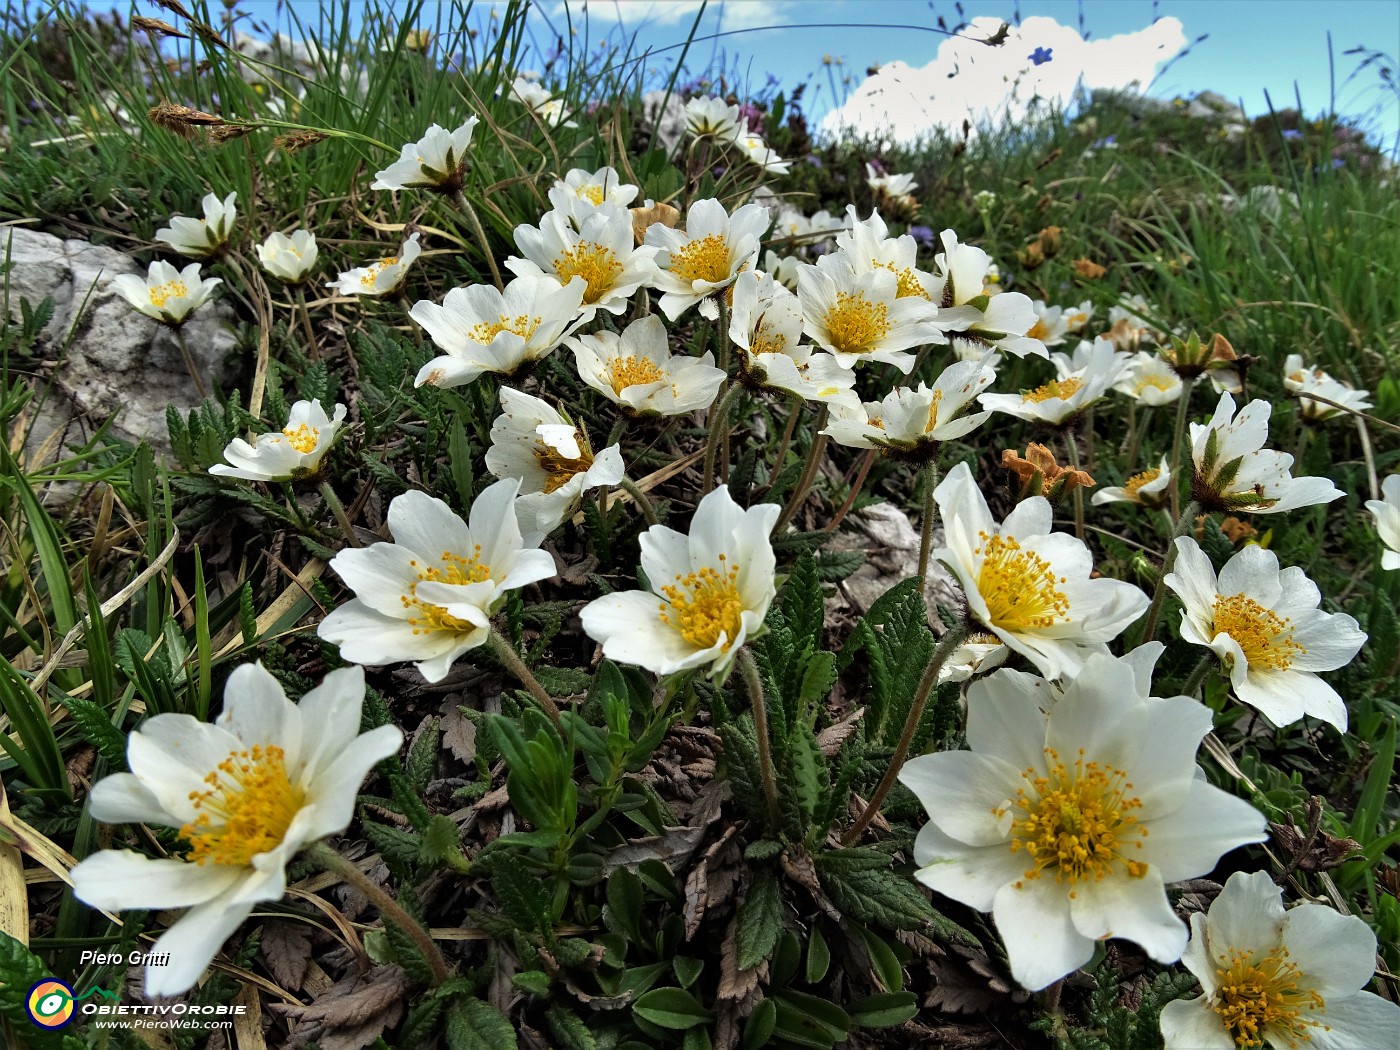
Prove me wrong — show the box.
[640,90,687,155]
[2,226,238,457]
[825,500,963,626]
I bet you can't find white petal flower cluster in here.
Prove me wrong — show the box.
[824,357,996,456]
[729,271,856,405]
[257,230,319,284]
[930,231,1047,359]
[1113,350,1183,406]
[647,198,771,320]
[210,400,347,482]
[71,664,402,996]
[371,119,479,192]
[508,75,576,127]
[900,651,1267,991]
[1283,353,1374,421]
[569,314,725,416]
[1161,870,1400,1049]
[156,191,237,258]
[508,204,660,318]
[113,259,221,325]
[1165,539,1367,730]
[1367,474,1400,570]
[979,339,1126,425]
[318,481,557,682]
[865,162,917,198]
[328,232,422,298]
[796,258,945,373]
[1092,457,1173,509]
[547,166,640,225]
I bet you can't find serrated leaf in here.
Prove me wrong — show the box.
[61,695,127,769]
[736,871,783,970]
[447,997,518,1050]
[816,848,934,930]
[361,820,422,880]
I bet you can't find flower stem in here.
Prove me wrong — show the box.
[773,406,829,533]
[917,460,941,591]
[172,325,209,400]
[1136,499,1201,648]
[841,621,971,845]
[718,298,734,483]
[737,648,782,831]
[702,383,745,496]
[618,477,660,527]
[306,841,450,986]
[1168,378,1197,520]
[452,191,504,290]
[294,285,320,361]
[1064,433,1086,542]
[488,631,561,726]
[1182,653,1215,698]
[826,448,878,534]
[763,395,802,495]
[318,481,361,547]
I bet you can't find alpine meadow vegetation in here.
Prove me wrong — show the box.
[0,2,1397,1048]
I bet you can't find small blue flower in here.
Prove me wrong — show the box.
[1029,46,1053,66]
[1281,129,1303,141]
[908,225,935,248]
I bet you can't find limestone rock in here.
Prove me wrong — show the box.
[2,226,238,455]
[825,500,962,625]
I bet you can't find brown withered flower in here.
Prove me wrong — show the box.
[1072,257,1106,280]
[629,200,679,248]
[209,124,256,144]
[1002,442,1095,503]
[1195,514,1259,546]
[133,15,187,39]
[148,102,226,139]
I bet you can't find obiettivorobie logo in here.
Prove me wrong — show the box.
[24,979,119,1029]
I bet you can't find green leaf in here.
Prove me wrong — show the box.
[736,871,784,970]
[848,991,918,1028]
[778,550,824,651]
[61,694,128,769]
[805,925,831,984]
[360,820,422,881]
[816,848,935,931]
[447,998,518,1050]
[546,1004,598,1050]
[632,987,714,1030]
[742,998,778,1050]
[419,814,462,866]
[0,931,85,1048]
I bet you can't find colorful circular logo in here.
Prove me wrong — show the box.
[26,979,75,1028]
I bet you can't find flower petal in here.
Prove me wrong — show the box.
[992,876,1094,991]
[144,898,255,997]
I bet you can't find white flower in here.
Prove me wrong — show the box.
[1190,392,1344,513]
[729,270,856,405]
[834,205,937,300]
[507,205,659,317]
[1282,354,1374,421]
[824,357,996,455]
[762,249,803,290]
[1063,300,1095,333]
[1114,351,1183,406]
[900,651,1267,992]
[646,197,771,320]
[328,232,421,298]
[979,339,1126,426]
[371,119,478,192]
[1103,293,1169,350]
[411,273,586,388]
[579,486,779,677]
[1164,539,1366,730]
[972,189,998,211]
[209,400,347,482]
[931,231,1047,359]
[508,76,575,127]
[112,260,221,325]
[155,191,237,258]
[568,313,725,417]
[733,131,791,175]
[938,633,1009,684]
[1091,458,1173,509]
[796,256,944,373]
[865,162,917,197]
[684,95,742,139]
[257,230,319,284]
[546,166,639,225]
[486,387,625,541]
[931,461,1150,679]
[1160,870,1400,1050]
[70,663,402,996]
[318,481,557,683]
[1025,301,1071,347]
[1366,474,1400,570]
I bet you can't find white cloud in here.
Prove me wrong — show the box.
[549,1,791,32]
[821,15,1187,144]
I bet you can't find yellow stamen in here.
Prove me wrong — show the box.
[535,439,593,493]
[1211,594,1305,670]
[1212,946,1326,1048]
[578,185,605,206]
[1124,467,1161,502]
[358,256,399,288]
[924,389,945,433]
[607,355,664,394]
[1005,748,1146,885]
[282,423,319,454]
[872,260,930,299]
[824,291,892,356]
[399,548,493,635]
[148,280,188,308]
[553,242,623,304]
[749,319,788,357]
[181,745,303,866]
[659,558,744,650]
[975,532,1070,631]
[468,313,542,346]
[669,233,732,285]
[1023,377,1084,403]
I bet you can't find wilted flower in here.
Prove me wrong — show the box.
[1001,443,1095,502]
[900,651,1266,991]
[112,260,221,326]
[579,486,779,677]
[1092,458,1172,509]
[1366,474,1400,570]
[1072,257,1107,280]
[209,400,347,482]
[796,256,944,373]
[932,461,1149,678]
[318,481,557,683]
[824,357,996,460]
[629,199,680,247]
[1164,538,1366,730]
[372,120,478,193]
[646,197,770,320]
[485,387,625,540]
[507,204,659,317]
[155,191,237,258]
[1160,870,1400,1049]
[1189,392,1343,513]
[568,313,725,417]
[257,230,318,284]
[328,232,421,298]
[70,664,402,996]
[411,273,585,387]
[1283,354,1373,421]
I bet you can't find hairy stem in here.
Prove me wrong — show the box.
[1137,499,1201,647]
[1182,653,1215,698]
[841,621,972,845]
[172,326,209,400]
[702,383,745,496]
[318,481,361,547]
[917,460,941,590]
[488,631,561,726]
[1169,377,1197,520]
[618,477,660,527]
[294,284,320,361]
[1064,433,1086,542]
[764,395,802,494]
[773,406,829,533]
[826,448,878,534]
[452,191,504,290]
[737,648,783,831]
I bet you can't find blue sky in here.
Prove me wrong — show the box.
[96,0,1400,146]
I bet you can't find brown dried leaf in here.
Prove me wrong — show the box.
[440,698,478,765]
[816,707,865,756]
[717,913,762,1001]
[276,965,412,1049]
[603,825,708,874]
[259,920,312,992]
